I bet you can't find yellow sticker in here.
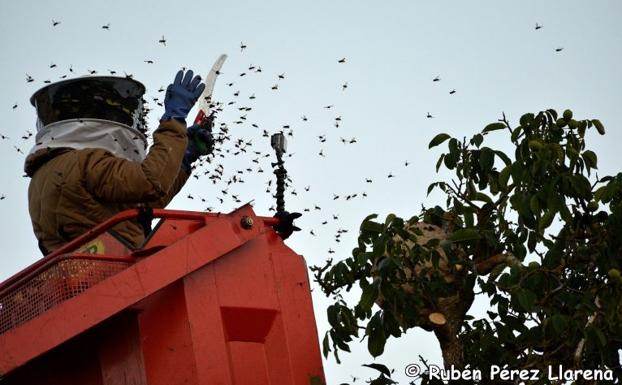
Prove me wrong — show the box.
[77,239,105,254]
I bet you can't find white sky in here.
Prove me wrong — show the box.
[1,0,621,383]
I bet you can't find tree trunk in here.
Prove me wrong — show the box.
[433,282,475,369]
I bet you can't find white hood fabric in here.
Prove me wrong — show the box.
[27,118,148,162]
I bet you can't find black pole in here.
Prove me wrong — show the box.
[271,133,287,213]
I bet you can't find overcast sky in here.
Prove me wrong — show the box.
[1,0,621,383]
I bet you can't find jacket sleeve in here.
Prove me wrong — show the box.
[83,119,188,203]
[152,168,190,208]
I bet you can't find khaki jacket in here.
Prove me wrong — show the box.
[25,119,189,254]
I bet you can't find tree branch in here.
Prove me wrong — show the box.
[574,297,601,368]
[474,252,521,275]
[499,111,514,136]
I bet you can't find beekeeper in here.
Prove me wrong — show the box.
[25,69,213,254]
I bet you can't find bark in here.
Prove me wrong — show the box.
[434,274,475,368]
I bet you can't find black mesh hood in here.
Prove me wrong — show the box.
[30,76,147,132]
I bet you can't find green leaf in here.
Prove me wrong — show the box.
[519,113,534,126]
[569,175,592,199]
[367,313,387,357]
[538,210,555,232]
[327,305,339,327]
[322,333,331,358]
[559,204,572,223]
[361,220,384,234]
[360,283,379,311]
[586,325,607,347]
[449,228,481,242]
[511,194,532,225]
[472,192,493,204]
[444,153,457,169]
[510,163,524,186]
[529,195,540,215]
[427,182,438,196]
[494,150,512,166]
[527,231,538,252]
[362,363,392,377]
[511,125,523,142]
[372,235,387,255]
[363,214,379,222]
[448,138,459,155]
[498,166,511,190]
[463,208,474,228]
[435,154,445,172]
[578,120,587,137]
[582,150,598,169]
[592,119,605,135]
[335,336,351,352]
[479,147,494,171]
[483,122,506,133]
[471,133,484,147]
[516,288,537,311]
[549,314,568,334]
[428,133,451,148]
[384,213,396,227]
[594,186,608,202]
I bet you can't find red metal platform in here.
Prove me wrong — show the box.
[0,205,325,385]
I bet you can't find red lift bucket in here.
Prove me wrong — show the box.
[0,205,326,385]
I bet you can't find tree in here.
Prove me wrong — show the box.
[312,109,621,384]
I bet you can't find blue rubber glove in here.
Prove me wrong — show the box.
[160,69,205,122]
[182,121,214,173]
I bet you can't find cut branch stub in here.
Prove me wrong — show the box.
[429,312,447,326]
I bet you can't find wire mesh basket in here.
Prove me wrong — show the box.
[0,257,131,335]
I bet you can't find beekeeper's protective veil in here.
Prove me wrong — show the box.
[28,76,148,162]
